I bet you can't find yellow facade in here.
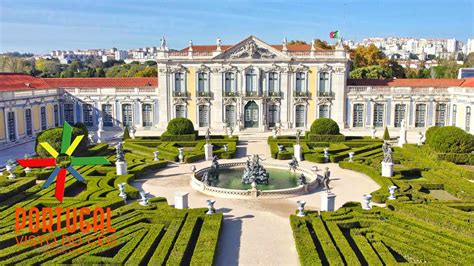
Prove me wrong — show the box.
[0,110,5,140]
[32,105,40,131]
[17,109,25,135]
[47,104,54,127]
[187,68,196,123]
[307,67,317,123]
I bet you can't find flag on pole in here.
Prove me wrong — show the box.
[329,31,340,39]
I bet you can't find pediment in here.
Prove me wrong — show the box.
[214,36,289,60]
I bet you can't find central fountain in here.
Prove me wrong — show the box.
[241,154,269,185]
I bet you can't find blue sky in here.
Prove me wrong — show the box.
[1,0,473,54]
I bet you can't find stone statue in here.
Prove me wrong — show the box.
[211,156,220,171]
[116,142,125,162]
[297,173,306,186]
[322,167,331,191]
[205,128,211,144]
[202,172,210,185]
[288,156,299,172]
[382,142,393,163]
[296,129,302,145]
[160,36,167,50]
[98,117,103,131]
[242,154,269,185]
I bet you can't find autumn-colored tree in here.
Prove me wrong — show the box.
[350,44,388,69]
[288,40,307,45]
[314,39,334,50]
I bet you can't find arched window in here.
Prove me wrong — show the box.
[7,111,16,141]
[175,105,185,118]
[295,72,306,93]
[373,103,384,127]
[142,104,152,127]
[319,72,330,95]
[319,105,329,118]
[102,104,113,127]
[435,103,447,127]
[466,107,471,132]
[83,104,93,126]
[452,104,457,126]
[40,106,47,130]
[53,105,59,127]
[197,72,208,96]
[122,104,133,127]
[198,105,209,127]
[174,72,185,95]
[415,104,426,127]
[224,72,235,96]
[225,105,236,127]
[268,104,280,127]
[25,109,32,136]
[295,105,306,128]
[245,69,258,95]
[394,104,406,127]
[353,104,364,127]
[64,103,74,124]
[268,72,279,95]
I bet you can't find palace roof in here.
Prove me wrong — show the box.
[347,78,473,87]
[179,44,327,52]
[0,73,51,91]
[43,77,158,88]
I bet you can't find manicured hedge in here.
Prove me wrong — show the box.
[310,118,340,135]
[437,152,474,165]
[306,134,345,142]
[165,117,195,135]
[428,126,474,153]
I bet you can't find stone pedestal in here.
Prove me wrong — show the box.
[97,129,104,143]
[174,192,189,209]
[348,152,355,162]
[293,144,302,161]
[362,194,372,210]
[116,161,127,175]
[398,129,407,147]
[320,192,336,211]
[381,162,394,177]
[204,144,213,161]
[388,185,398,200]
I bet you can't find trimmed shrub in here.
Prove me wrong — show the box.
[310,118,340,135]
[424,126,440,144]
[437,153,474,165]
[161,132,197,141]
[428,126,474,153]
[35,125,88,157]
[383,126,390,140]
[123,126,131,140]
[306,134,345,142]
[74,122,89,137]
[165,118,195,135]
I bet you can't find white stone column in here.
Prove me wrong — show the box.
[280,71,290,129]
[157,67,170,130]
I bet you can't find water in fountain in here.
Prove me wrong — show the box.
[242,155,269,185]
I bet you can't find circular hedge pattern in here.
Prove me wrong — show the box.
[166,118,195,135]
[310,118,340,135]
[428,126,474,153]
[35,126,88,157]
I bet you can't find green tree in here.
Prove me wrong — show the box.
[349,65,390,79]
[136,67,157,77]
[288,40,307,45]
[383,127,390,140]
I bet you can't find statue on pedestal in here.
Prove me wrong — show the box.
[297,173,306,186]
[382,142,393,163]
[116,142,125,162]
[205,128,211,144]
[322,167,331,192]
[288,156,299,172]
[296,129,302,145]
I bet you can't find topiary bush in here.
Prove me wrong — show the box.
[383,126,390,140]
[35,124,88,157]
[310,118,340,135]
[165,118,195,135]
[123,126,131,140]
[424,126,440,145]
[74,122,89,137]
[428,126,474,153]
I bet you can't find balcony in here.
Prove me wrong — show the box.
[224,91,238,97]
[196,91,212,98]
[293,91,310,98]
[172,91,189,98]
[317,91,335,98]
[265,91,282,98]
[245,91,262,97]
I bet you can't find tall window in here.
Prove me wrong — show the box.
[175,105,185,118]
[102,104,113,127]
[435,103,446,127]
[394,104,406,127]
[295,105,305,128]
[122,104,133,127]
[466,107,471,132]
[268,72,279,95]
[319,105,329,118]
[40,106,47,130]
[64,103,74,124]
[174,72,185,94]
[415,104,426,127]
[268,104,280,127]
[353,104,364,127]
[198,105,209,127]
[224,72,235,95]
[225,105,236,127]
[53,105,59,127]
[373,103,384,127]
[452,104,457,126]
[246,69,257,94]
[142,104,152,127]
[7,111,16,141]
[25,109,32,136]
[319,72,330,94]
[83,104,93,127]
[197,72,208,95]
[295,72,306,93]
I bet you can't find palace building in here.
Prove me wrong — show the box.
[0,36,473,147]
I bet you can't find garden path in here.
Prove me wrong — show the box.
[132,136,380,266]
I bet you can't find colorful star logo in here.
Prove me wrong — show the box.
[16,122,109,202]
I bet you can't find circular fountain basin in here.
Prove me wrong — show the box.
[191,162,320,199]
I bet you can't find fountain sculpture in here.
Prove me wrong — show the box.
[242,154,269,185]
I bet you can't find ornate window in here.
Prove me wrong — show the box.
[40,106,47,130]
[83,104,94,127]
[295,105,306,128]
[435,103,446,127]
[7,111,16,141]
[122,104,133,127]
[394,104,406,127]
[295,72,306,93]
[225,105,236,127]
[415,104,426,127]
[102,104,113,127]
[319,72,330,94]
[245,68,258,95]
[466,107,471,132]
[64,103,74,124]
[353,104,364,127]
[25,109,32,136]
[373,103,384,127]
[142,104,152,127]
[197,72,209,96]
[198,105,209,127]
[175,105,185,118]
[53,105,59,127]
[452,104,457,126]
[224,72,236,96]
[268,72,279,95]
[268,104,280,128]
[319,105,329,119]
[174,72,185,95]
